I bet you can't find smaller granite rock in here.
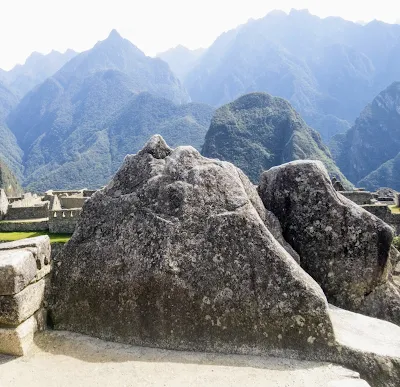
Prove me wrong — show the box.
[258,160,400,323]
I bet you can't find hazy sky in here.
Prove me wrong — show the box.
[1,0,400,70]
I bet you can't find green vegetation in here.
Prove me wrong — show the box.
[183,9,400,142]
[6,31,210,192]
[0,81,23,182]
[0,157,22,196]
[202,92,352,187]
[394,236,400,251]
[390,206,400,214]
[0,231,71,244]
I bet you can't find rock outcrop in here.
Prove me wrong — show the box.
[48,137,400,387]
[51,135,335,353]
[258,160,400,324]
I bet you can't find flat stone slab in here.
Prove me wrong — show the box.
[0,250,37,295]
[0,330,370,386]
[0,236,51,269]
[329,305,400,358]
[0,279,45,326]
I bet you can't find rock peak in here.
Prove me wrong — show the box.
[139,134,172,159]
[107,29,123,41]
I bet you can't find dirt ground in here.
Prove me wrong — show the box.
[0,330,370,387]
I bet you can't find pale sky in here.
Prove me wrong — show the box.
[1,0,400,70]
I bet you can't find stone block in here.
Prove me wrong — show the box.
[0,309,46,356]
[0,279,45,326]
[0,235,51,269]
[0,250,37,295]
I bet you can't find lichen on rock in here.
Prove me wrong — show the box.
[258,160,400,324]
[50,135,334,353]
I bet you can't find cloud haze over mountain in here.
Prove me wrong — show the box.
[2,0,400,70]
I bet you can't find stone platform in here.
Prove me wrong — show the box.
[0,330,370,387]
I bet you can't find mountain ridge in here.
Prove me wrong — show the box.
[202,92,351,187]
[331,81,400,190]
[180,9,400,142]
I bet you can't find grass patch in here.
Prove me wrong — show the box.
[390,205,400,214]
[394,237,400,251]
[0,231,71,244]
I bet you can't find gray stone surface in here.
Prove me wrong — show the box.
[6,202,49,220]
[0,309,46,356]
[324,305,400,387]
[60,196,87,209]
[0,189,8,219]
[363,204,400,236]
[51,135,335,353]
[339,191,376,205]
[0,236,51,270]
[0,219,49,232]
[258,160,400,324]
[49,209,81,234]
[0,279,45,326]
[0,249,37,295]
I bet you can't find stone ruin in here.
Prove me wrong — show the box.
[0,189,95,234]
[0,236,50,355]
[1,136,400,387]
[331,182,400,236]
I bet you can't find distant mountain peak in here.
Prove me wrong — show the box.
[107,29,123,41]
[289,8,311,16]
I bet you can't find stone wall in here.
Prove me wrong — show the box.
[362,204,400,235]
[0,189,8,220]
[83,189,96,197]
[6,202,50,220]
[49,209,82,234]
[52,190,84,197]
[9,193,42,208]
[0,236,51,356]
[339,191,376,205]
[0,219,49,232]
[60,196,87,209]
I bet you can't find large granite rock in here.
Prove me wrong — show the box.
[51,135,335,353]
[258,160,400,323]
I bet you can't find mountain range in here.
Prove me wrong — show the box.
[157,45,205,81]
[3,30,212,191]
[164,9,400,142]
[0,49,77,97]
[331,82,400,190]
[1,10,400,192]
